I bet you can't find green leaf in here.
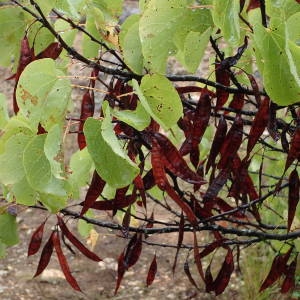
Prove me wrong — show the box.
[139,0,186,73]
[111,101,151,131]
[0,116,34,154]
[28,23,54,55]
[39,190,67,213]
[34,0,55,16]
[266,0,300,21]
[84,116,139,188]
[287,12,300,45]
[102,183,116,200]
[38,177,70,212]
[173,7,212,52]
[132,74,183,129]
[16,59,71,130]
[11,177,38,206]
[78,210,94,238]
[0,93,9,130]
[212,0,240,46]
[139,0,212,73]
[54,0,84,19]
[0,7,26,67]
[54,19,77,46]
[23,134,52,191]
[92,0,123,17]
[0,133,32,185]
[253,22,300,105]
[178,27,212,73]
[82,7,104,58]
[69,148,93,198]
[44,125,64,179]
[0,213,19,246]
[119,14,144,75]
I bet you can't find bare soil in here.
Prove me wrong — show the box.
[0,205,244,300]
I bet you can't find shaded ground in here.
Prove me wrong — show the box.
[0,205,244,300]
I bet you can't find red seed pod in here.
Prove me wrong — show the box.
[115,251,126,294]
[151,138,167,190]
[134,174,147,208]
[36,42,62,60]
[193,231,205,281]
[191,88,211,148]
[287,169,300,232]
[80,170,106,216]
[227,93,244,113]
[247,0,261,12]
[33,231,54,278]
[199,239,226,259]
[281,256,297,294]
[215,62,230,111]
[205,264,214,292]
[78,91,95,150]
[218,115,243,170]
[153,133,204,184]
[246,74,261,106]
[165,184,198,226]
[52,230,81,291]
[213,248,234,295]
[259,249,293,292]
[57,215,101,261]
[184,259,199,290]
[206,115,227,173]
[28,220,46,256]
[16,35,35,81]
[284,127,300,173]
[13,35,35,113]
[124,233,143,269]
[146,254,157,287]
[247,96,269,156]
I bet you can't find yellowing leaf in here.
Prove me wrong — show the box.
[16,59,71,130]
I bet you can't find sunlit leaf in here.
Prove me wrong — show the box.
[177,28,212,73]
[23,134,52,191]
[132,74,183,129]
[0,133,32,185]
[111,101,151,131]
[253,22,300,105]
[84,116,139,188]
[0,213,19,246]
[119,14,144,74]
[28,220,46,256]
[11,177,38,206]
[0,7,26,67]
[139,0,212,73]
[212,0,241,46]
[69,148,93,198]
[16,59,71,130]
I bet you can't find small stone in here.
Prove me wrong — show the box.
[39,269,64,283]
[128,280,140,287]
[0,270,8,276]
[98,261,106,270]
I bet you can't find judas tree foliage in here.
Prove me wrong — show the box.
[0,0,300,296]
